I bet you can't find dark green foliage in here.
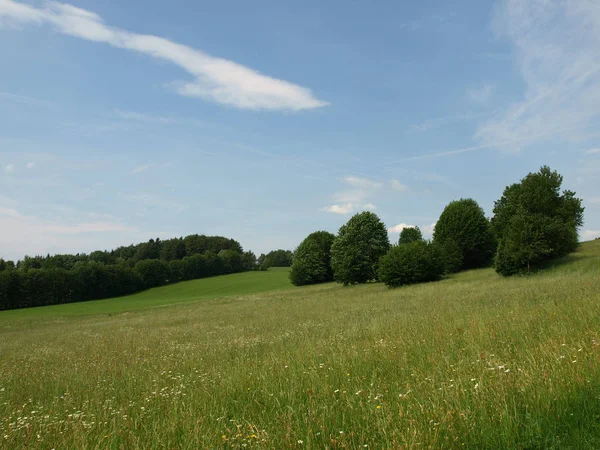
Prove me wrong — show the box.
[290,231,335,286]
[184,235,243,256]
[241,251,257,271]
[160,238,187,261]
[433,239,463,274]
[331,212,390,285]
[0,232,249,311]
[492,166,584,276]
[219,250,243,274]
[262,249,294,268]
[378,241,444,287]
[433,198,495,270]
[135,260,171,289]
[398,226,423,245]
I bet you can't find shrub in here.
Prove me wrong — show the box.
[398,226,423,245]
[290,231,335,286]
[433,198,495,270]
[331,212,390,285]
[378,241,444,287]
[491,166,584,275]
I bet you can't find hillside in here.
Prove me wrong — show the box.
[0,241,599,448]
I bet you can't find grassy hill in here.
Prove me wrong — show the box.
[0,241,599,448]
[0,267,293,320]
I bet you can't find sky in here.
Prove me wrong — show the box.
[0,0,599,261]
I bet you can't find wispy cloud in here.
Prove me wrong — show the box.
[585,148,600,155]
[475,0,600,151]
[407,112,485,134]
[25,161,35,169]
[0,90,54,107]
[115,110,178,124]
[130,161,174,175]
[391,179,408,192]
[324,176,383,214]
[4,164,14,173]
[467,83,493,103]
[0,205,138,259]
[0,1,329,111]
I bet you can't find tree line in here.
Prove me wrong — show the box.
[290,166,585,287]
[0,235,257,311]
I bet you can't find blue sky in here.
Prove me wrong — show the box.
[1,0,599,260]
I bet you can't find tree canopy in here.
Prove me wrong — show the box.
[290,231,336,286]
[331,211,390,285]
[433,198,495,270]
[491,166,584,275]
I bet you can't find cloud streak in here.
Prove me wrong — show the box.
[0,1,329,111]
[475,0,600,151]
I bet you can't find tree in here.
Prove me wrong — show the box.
[433,198,495,270]
[378,241,444,287]
[263,250,294,268]
[432,238,463,274]
[290,231,336,286]
[218,250,243,274]
[398,226,423,245]
[330,211,390,285]
[134,259,170,289]
[491,166,584,275]
[160,238,187,261]
[241,251,257,271]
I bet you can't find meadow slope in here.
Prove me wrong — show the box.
[0,242,599,449]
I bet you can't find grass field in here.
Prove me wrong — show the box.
[0,267,293,321]
[1,242,599,449]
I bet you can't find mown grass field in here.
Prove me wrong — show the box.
[1,242,599,449]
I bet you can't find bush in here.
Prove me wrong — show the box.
[398,226,423,245]
[331,212,390,285]
[491,166,584,275]
[433,198,495,270]
[290,231,335,286]
[378,241,444,287]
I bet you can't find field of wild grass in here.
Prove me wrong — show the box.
[1,241,599,449]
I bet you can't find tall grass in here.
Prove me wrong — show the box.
[1,242,599,449]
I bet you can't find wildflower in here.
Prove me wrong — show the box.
[298,440,304,444]
[474,383,479,390]
[376,405,381,409]
[222,435,226,439]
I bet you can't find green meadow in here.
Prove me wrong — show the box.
[1,241,599,449]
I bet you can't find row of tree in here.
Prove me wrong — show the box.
[0,235,257,310]
[0,234,244,272]
[290,166,584,287]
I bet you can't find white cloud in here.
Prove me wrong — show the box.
[588,198,600,204]
[25,161,35,169]
[582,229,600,241]
[343,176,383,189]
[476,0,600,152]
[388,223,416,233]
[391,179,408,192]
[324,176,382,214]
[0,91,53,106]
[422,222,436,235]
[323,203,355,215]
[467,83,493,103]
[585,148,600,155]
[0,1,328,111]
[4,164,14,173]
